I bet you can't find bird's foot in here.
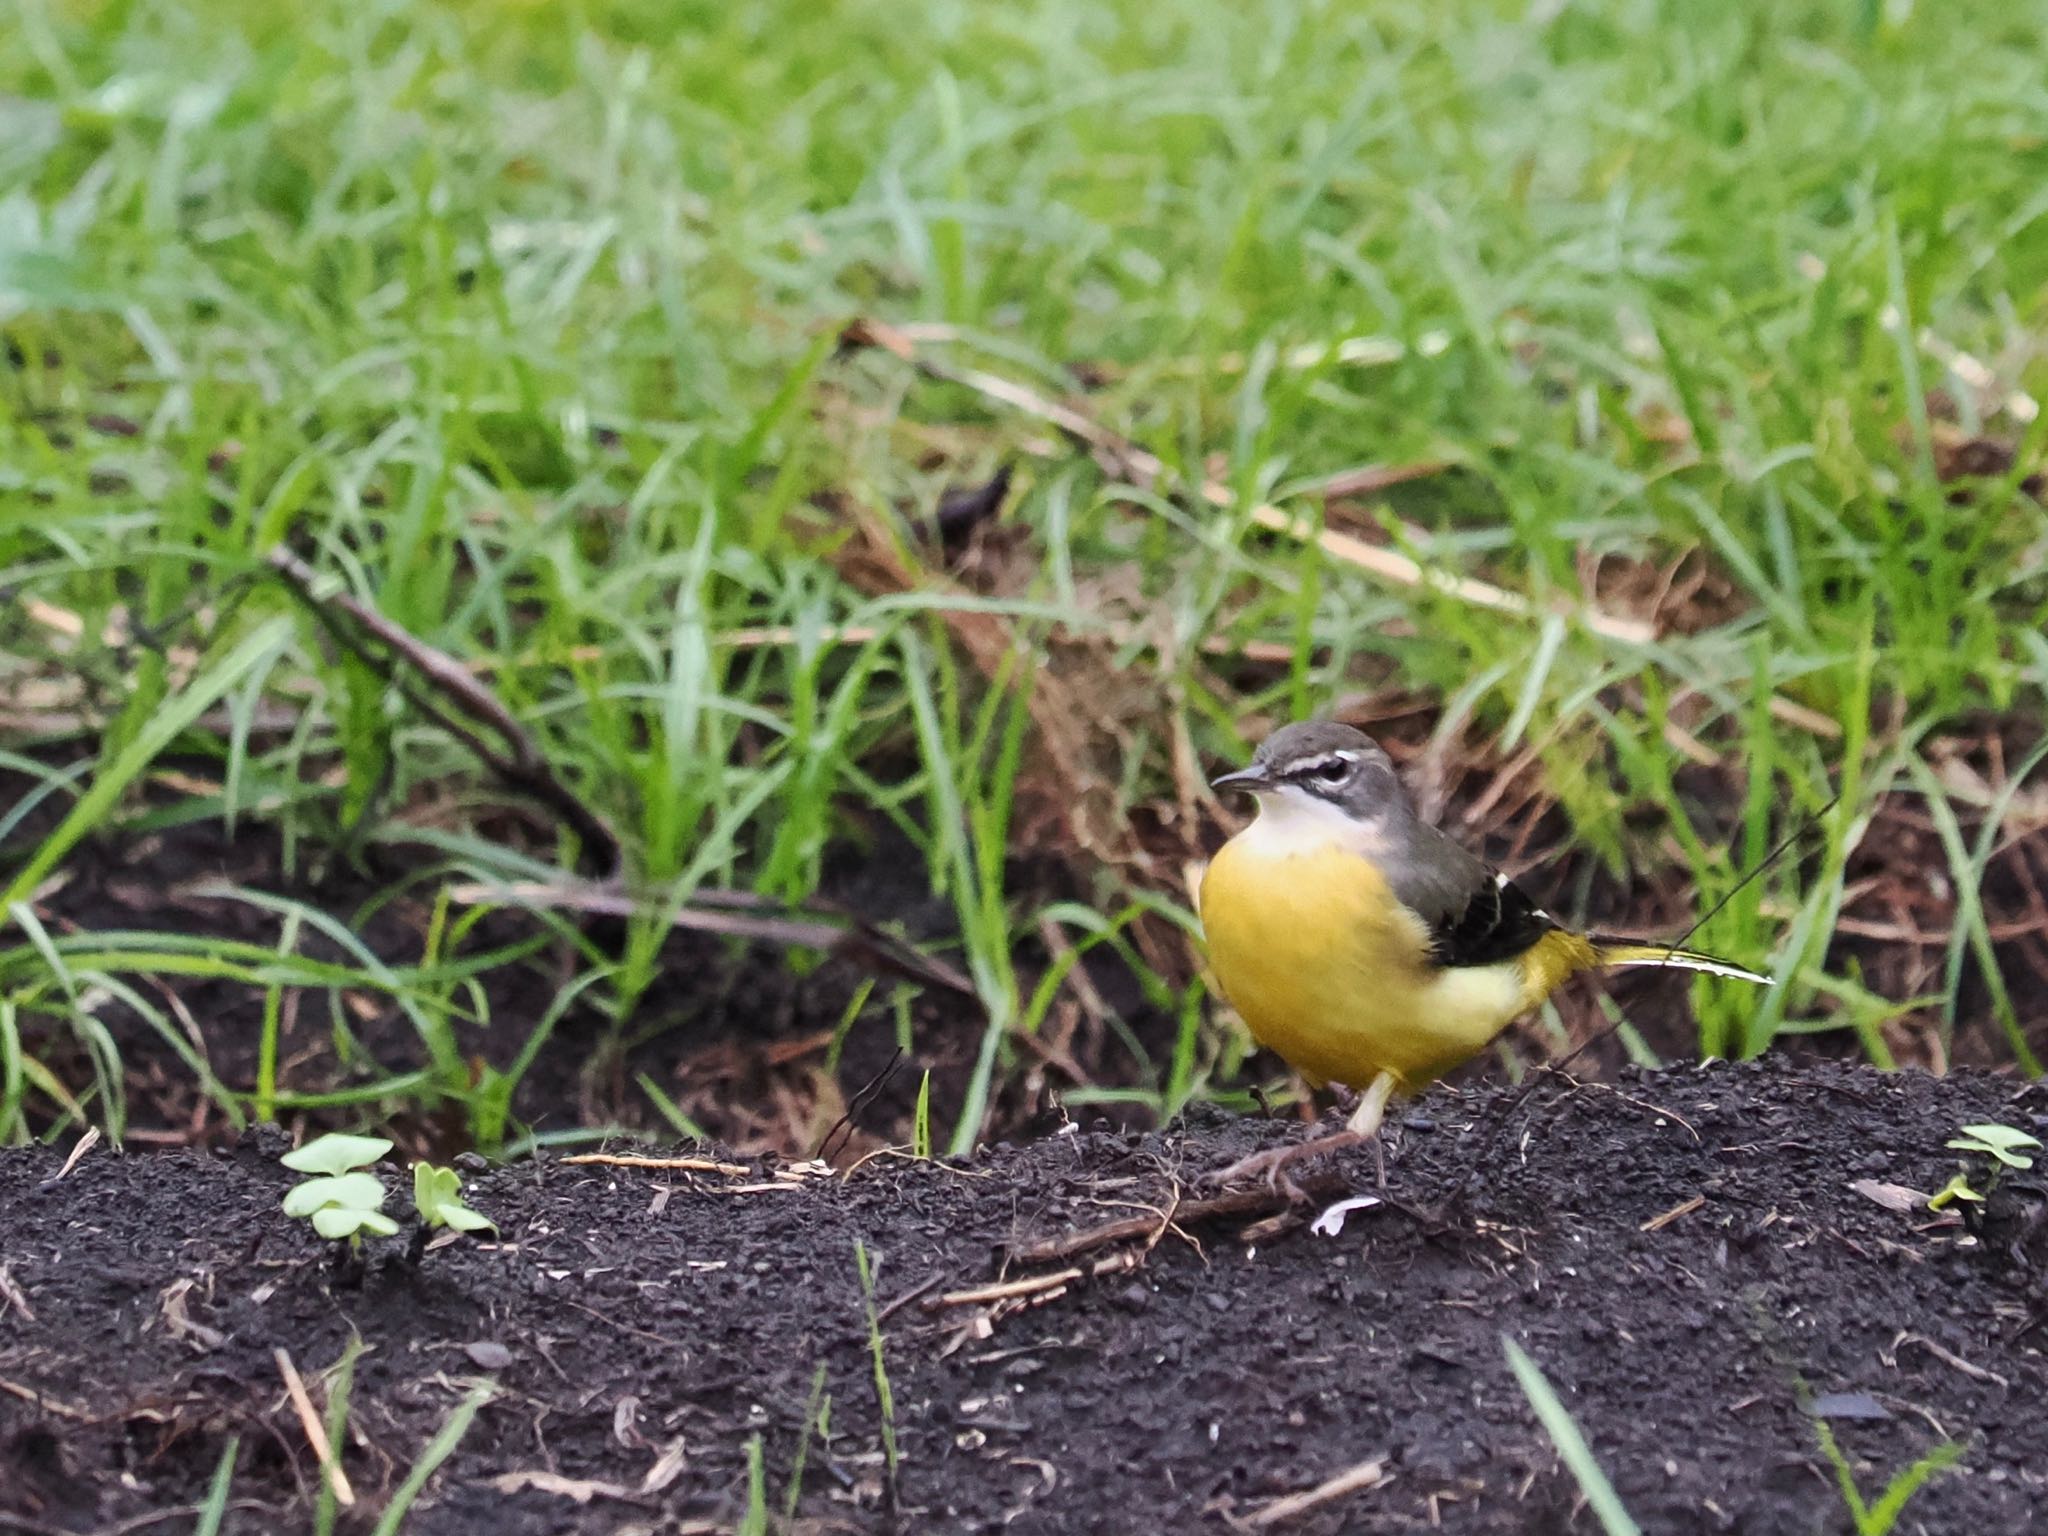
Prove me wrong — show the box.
[1201,1129,1370,1202]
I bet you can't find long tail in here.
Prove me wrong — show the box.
[1588,937,1773,986]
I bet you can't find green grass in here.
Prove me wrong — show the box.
[1813,1419,1966,1536]
[313,1336,362,1536]
[193,1434,241,1536]
[3,0,2047,1147]
[1507,1335,1963,1536]
[369,1382,494,1536]
[851,1237,901,1502]
[1504,1336,1640,1536]
[737,1434,770,1536]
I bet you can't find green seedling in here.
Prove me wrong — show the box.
[412,1163,498,1234]
[1947,1123,2040,1169]
[785,1363,832,1523]
[281,1134,395,1178]
[852,1239,900,1507]
[1813,1419,1965,1536]
[911,1070,933,1160]
[737,1435,769,1536]
[305,1201,396,1242]
[283,1173,394,1236]
[1928,1121,2041,1211]
[282,1135,397,1243]
[1927,1173,1983,1210]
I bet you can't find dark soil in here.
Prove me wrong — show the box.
[6,1060,2047,1536]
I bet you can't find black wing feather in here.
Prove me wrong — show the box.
[1424,871,1556,969]
[1381,820,1559,970]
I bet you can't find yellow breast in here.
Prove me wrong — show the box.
[1198,826,1528,1092]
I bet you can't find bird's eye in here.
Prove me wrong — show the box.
[1313,760,1350,785]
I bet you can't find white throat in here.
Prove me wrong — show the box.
[1237,786,1384,856]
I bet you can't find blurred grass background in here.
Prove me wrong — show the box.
[2,0,2045,1155]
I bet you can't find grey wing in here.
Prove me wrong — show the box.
[1385,820,1557,970]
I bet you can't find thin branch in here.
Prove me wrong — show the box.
[274,1347,353,1508]
[1244,1456,1388,1527]
[446,880,978,1000]
[560,1152,753,1177]
[265,545,622,876]
[1002,1173,1351,1266]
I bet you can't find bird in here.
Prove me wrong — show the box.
[1197,719,1770,1190]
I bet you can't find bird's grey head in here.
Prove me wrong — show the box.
[1211,721,1411,825]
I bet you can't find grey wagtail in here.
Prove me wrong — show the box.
[1199,720,1769,1188]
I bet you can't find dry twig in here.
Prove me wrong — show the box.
[1640,1194,1705,1233]
[52,1127,101,1183]
[445,878,978,1000]
[560,1152,753,1177]
[927,1269,1089,1310]
[1004,1172,1352,1266]
[484,1470,653,1506]
[1887,1331,2010,1388]
[0,1376,90,1420]
[1243,1457,1388,1528]
[274,1347,353,1508]
[266,545,622,874]
[0,1266,33,1323]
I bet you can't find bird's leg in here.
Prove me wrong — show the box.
[1341,1071,1396,1189]
[1202,1071,1400,1198]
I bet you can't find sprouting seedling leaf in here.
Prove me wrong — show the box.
[281,1134,394,1178]
[1965,1123,2042,1150]
[311,1206,400,1241]
[1926,1173,1984,1211]
[281,1135,397,1246]
[1947,1123,2041,1169]
[911,1070,932,1161]
[282,1172,387,1219]
[413,1163,498,1234]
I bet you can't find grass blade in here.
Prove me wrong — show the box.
[1859,1441,1965,1534]
[1503,1337,1640,1536]
[311,1337,362,1536]
[191,1434,240,1536]
[0,617,292,924]
[369,1383,494,1536]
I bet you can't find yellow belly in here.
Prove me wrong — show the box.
[1198,836,1530,1091]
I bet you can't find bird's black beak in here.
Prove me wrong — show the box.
[1210,764,1270,793]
